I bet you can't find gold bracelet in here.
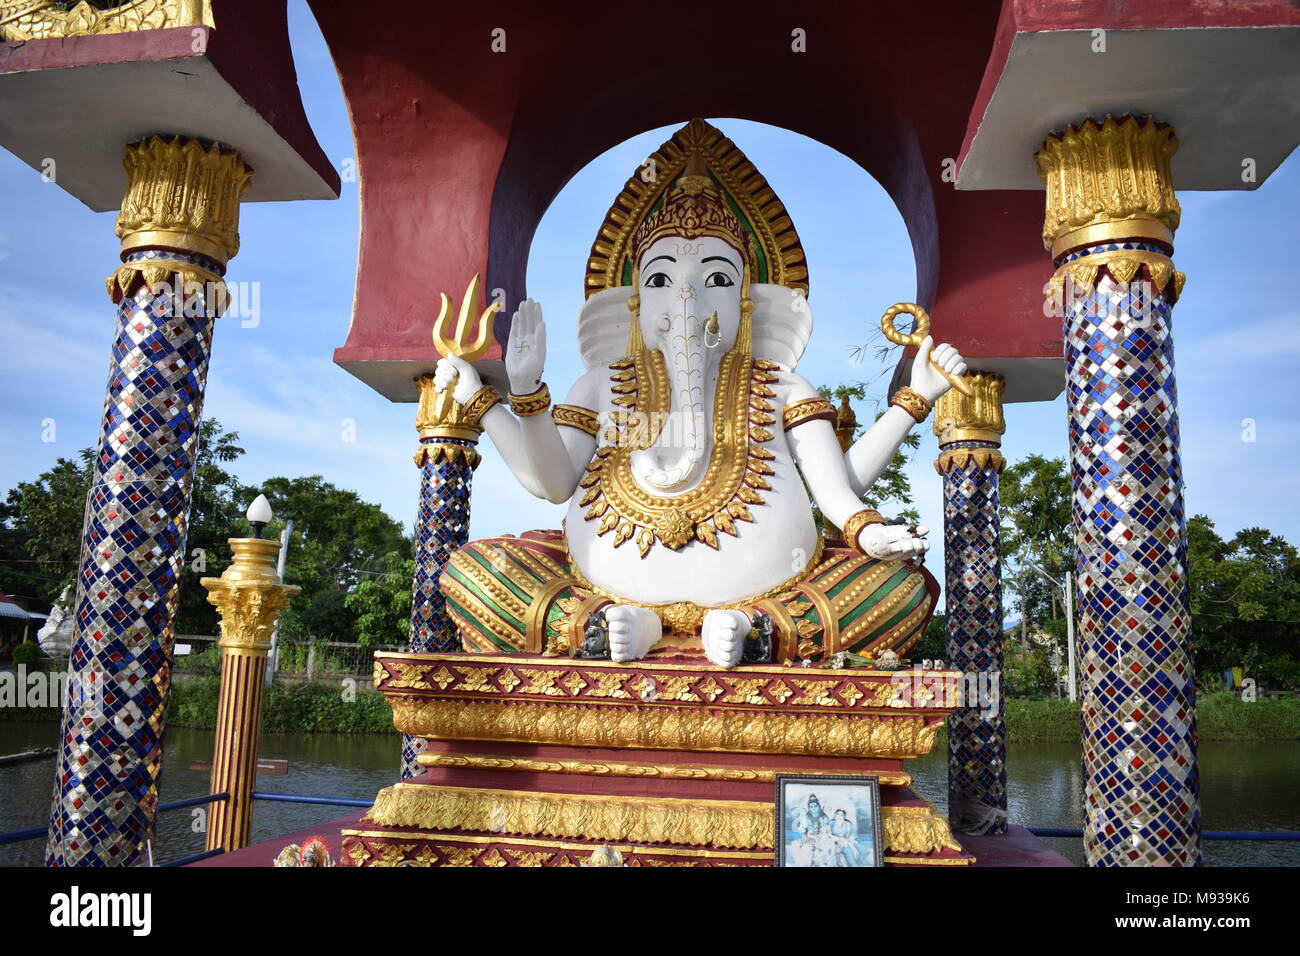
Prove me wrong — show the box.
[552,403,600,436]
[890,386,931,424]
[842,509,886,552]
[509,382,551,417]
[781,396,838,432]
[461,385,502,426]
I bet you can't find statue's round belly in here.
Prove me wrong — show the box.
[565,452,820,606]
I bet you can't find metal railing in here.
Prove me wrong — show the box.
[0,792,230,865]
[1029,827,1300,842]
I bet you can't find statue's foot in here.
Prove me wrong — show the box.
[605,604,662,662]
[702,609,752,669]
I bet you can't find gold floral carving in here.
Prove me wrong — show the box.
[1035,115,1180,255]
[1043,248,1186,312]
[368,782,774,850]
[412,373,497,451]
[585,117,807,298]
[388,696,943,759]
[880,806,964,854]
[0,0,211,41]
[414,752,912,787]
[357,787,959,857]
[201,539,299,653]
[114,135,251,265]
[934,447,1006,476]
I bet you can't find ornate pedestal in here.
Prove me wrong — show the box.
[344,652,974,866]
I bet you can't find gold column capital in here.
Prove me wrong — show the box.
[115,135,251,264]
[201,537,299,654]
[1035,115,1180,256]
[412,373,493,469]
[933,372,1005,475]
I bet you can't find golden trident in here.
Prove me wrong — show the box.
[433,273,500,361]
[421,274,502,437]
[880,302,975,397]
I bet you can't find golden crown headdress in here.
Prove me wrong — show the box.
[585,118,808,298]
[632,151,754,269]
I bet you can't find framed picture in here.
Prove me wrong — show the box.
[774,774,883,867]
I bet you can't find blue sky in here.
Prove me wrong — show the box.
[2,1,1297,609]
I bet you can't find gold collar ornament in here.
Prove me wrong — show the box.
[578,345,780,558]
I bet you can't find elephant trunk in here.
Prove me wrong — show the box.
[632,306,711,492]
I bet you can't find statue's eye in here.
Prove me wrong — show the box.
[644,272,672,288]
[705,272,734,288]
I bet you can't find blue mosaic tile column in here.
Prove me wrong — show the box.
[935,373,1008,836]
[1060,253,1197,866]
[47,261,224,866]
[402,375,480,777]
[47,137,249,866]
[1039,117,1198,867]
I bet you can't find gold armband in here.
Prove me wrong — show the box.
[508,382,551,417]
[552,403,600,437]
[890,386,931,424]
[781,396,838,432]
[842,509,886,551]
[461,385,502,426]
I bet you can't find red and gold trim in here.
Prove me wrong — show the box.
[890,386,931,424]
[508,382,551,417]
[781,396,838,432]
[841,509,886,552]
[552,403,600,436]
[460,384,501,426]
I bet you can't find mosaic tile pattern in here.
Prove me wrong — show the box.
[402,438,476,778]
[1063,251,1198,866]
[47,272,216,866]
[942,453,1008,835]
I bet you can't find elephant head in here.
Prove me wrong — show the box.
[628,234,747,492]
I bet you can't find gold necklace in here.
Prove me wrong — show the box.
[577,346,780,557]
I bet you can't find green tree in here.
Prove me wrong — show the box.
[258,476,412,644]
[999,454,1072,653]
[1187,515,1300,690]
[345,552,415,648]
[176,420,250,634]
[0,450,93,604]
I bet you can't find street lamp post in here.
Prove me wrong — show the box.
[1026,561,1076,703]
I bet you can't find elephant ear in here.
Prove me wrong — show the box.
[577,286,635,371]
[750,283,813,371]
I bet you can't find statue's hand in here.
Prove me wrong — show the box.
[433,353,483,405]
[702,609,750,669]
[506,298,547,393]
[908,336,968,404]
[605,605,661,662]
[858,523,929,561]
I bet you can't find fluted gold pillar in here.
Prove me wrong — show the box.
[1037,115,1197,867]
[933,372,1007,834]
[48,136,251,867]
[202,537,299,853]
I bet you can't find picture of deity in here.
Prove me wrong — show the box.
[777,776,882,867]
